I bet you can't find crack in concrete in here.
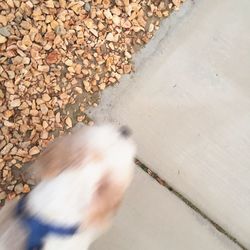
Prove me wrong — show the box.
[135,158,248,250]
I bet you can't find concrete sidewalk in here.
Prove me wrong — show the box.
[90,0,250,249]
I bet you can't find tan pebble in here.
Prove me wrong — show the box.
[26,0,34,8]
[106,33,114,42]
[132,26,143,32]
[0,35,7,44]
[59,0,66,8]
[84,19,94,29]
[15,163,22,169]
[123,64,132,74]
[7,71,15,79]
[75,64,82,74]
[65,59,73,66]
[2,169,8,178]
[123,0,129,7]
[77,115,85,122]
[75,87,83,94]
[68,67,75,73]
[40,104,48,115]
[23,184,31,193]
[46,0,54,8]
[10,147,17,155]
[4,110,13,119]
[54,35,62,45]
[111,6,122,16]
[122,20,132,28]
[45,31,55,41]
[14,183,24,194]
[137,16,146,27]
[0,89,4,98]
[99,82,106,90]
[30,48,40,59]
[29,146,40,155]
[109,77,116,83]
[90,29,98,37]
[44,42,52,50]
[0,141,6,151]
[40,130,48,139]
[23,57,31,64]
[55,112,61,123]
[22,35,32,47]
[98,22,105,30]
[1,143,14,155]
[125,51,132,59]
[12,56,23,64]
[3,120,14,127]
[7,185,14,191]
[65,117,72,128]
[36,98,44,105]
[43,120,49,128]
[50,20,58,30]
[7,0,14,7]
[102,0,110,8]
[30,110,38,116]
[83,81,91,92]
[112,15,121,25]
[0,192,7,200]
[0,15,8,26]
[38,65,50,72]
[148,23,154,33]
[10,99,21,108]
[71,3,81,14]
[42,93,51,102]
[20,21,32,30]
[104,9,113,19]
[173,0,181,7]
[5,81,14,90]
[0,160,5,170]
[7,192,16,201]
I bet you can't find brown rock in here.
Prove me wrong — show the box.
[46,51,61,64]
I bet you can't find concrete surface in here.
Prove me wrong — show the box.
[91,168,240,250]
[89,0,250,248]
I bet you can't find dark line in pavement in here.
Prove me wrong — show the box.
[135,158,248,250]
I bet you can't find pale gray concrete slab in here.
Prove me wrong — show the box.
[89,0,250,247]
[91,168,240,250]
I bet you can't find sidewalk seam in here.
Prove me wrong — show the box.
[135,158,248,250]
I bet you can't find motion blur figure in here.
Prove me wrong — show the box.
[0,124,136,250]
